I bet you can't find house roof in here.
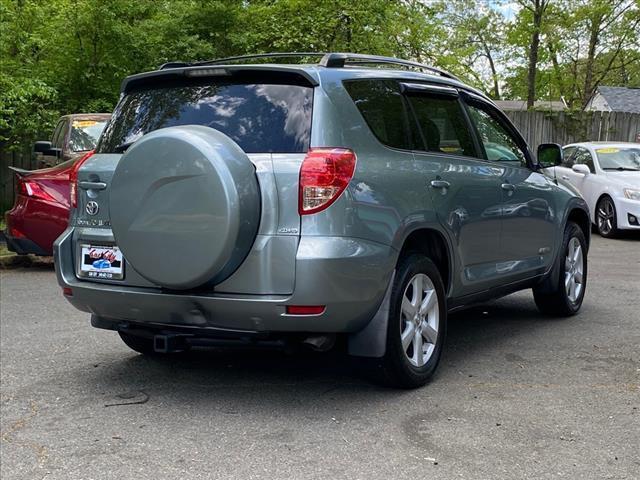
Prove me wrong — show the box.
[594,86,640,113]
[493,100,566,111]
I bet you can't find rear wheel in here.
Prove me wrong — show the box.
[380,253,447,389]
[533,221,587,316]
[596,196,618,238]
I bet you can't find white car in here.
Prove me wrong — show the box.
[547,142,640,237]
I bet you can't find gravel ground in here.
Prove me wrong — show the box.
[1,234,639,480]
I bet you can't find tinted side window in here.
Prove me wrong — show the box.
[51,120,65,147]
[406,94,476,157]
[466,104,527,166]
[562,147,577,167]
[344,80,414,150]
[55,120,70,150]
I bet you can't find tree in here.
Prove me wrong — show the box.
[514,0,553,108]
[437,0,506,98]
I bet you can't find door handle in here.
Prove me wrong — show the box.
[501,183,516,191]
[561,175,570,181]
[78,181,107,190]
[430,180,450,189]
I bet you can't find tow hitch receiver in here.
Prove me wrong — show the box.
[153,334,189,353]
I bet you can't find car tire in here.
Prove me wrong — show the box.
[380,253,447,389]
[118,332,161,355]
[533,221,587,316]
[596,196,618,238]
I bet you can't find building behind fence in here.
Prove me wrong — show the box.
[2,110,640,212]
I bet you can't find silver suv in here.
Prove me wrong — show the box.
[55,53,590,388]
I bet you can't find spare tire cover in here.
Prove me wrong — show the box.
[109,125,260,290]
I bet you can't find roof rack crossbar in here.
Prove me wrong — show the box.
[319,53,460,81]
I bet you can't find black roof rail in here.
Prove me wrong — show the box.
[195,52,327,66]
[159,52,460,81]
[319,53,460,81]
[159,61,191,70]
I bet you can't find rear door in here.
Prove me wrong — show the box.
[463,96,556,280]
[73,71,315,294]
[404,84,505,296]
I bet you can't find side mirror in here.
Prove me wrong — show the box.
[537,143,563,168]
[34,140,52,153]
[572,164,591,175]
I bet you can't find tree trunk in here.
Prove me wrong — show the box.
[484,44,500,99]
[526,1,544,109]
[581,15,601,109]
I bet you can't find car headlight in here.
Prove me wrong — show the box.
[623,188,640,200]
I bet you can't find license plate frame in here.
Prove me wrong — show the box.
[78,244,125,280]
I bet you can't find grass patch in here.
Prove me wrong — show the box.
[0,244,13,257]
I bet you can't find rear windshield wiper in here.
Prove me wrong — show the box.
[603,167,640,171]
[113,141,136,153]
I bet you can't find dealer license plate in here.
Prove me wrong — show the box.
[79,244,124,280]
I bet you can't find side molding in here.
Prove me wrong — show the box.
[347,271,395,358]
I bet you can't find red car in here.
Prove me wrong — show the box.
[4,113,109,255]
[4,152,94,256]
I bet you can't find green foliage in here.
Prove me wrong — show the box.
[0,0,638,150]
[503,0,640,108]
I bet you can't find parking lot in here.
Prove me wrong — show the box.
[0,234,638,480]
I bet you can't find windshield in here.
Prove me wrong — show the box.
[97,82,313,154]
[69,119,108,152]
[595,147,640,171]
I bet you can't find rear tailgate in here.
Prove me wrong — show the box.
[70,67,316,294]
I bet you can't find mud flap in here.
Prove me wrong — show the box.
[347,271,395,358]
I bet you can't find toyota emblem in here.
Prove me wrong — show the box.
[85,201,100,216]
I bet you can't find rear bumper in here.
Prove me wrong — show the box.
[3,229,49,256]
[55,227,396,334]
[4,196,65,256]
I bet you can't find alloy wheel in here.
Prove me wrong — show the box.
[400,273,439,367]
[565,237,584,303]
[597,198,615,236]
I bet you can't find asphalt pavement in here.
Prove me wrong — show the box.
[1,234,639,480]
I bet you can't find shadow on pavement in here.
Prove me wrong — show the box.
[64,292,566,408]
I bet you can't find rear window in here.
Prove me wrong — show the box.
[97,82,313,154]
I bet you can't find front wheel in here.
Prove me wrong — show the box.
[596,196,618,238]
[380,253,447,389]
[533,221,587,316]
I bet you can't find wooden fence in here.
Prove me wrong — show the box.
[1,110,640,211]
[505,110,640,149]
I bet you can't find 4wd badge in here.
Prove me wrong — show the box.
[85,201,100,216]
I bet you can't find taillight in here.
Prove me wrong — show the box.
[16,176,55,202]
[9,226,26,239]
[70,150,95,208]
[298,148,356,215]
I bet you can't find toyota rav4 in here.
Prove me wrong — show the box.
[55,53,590,388]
